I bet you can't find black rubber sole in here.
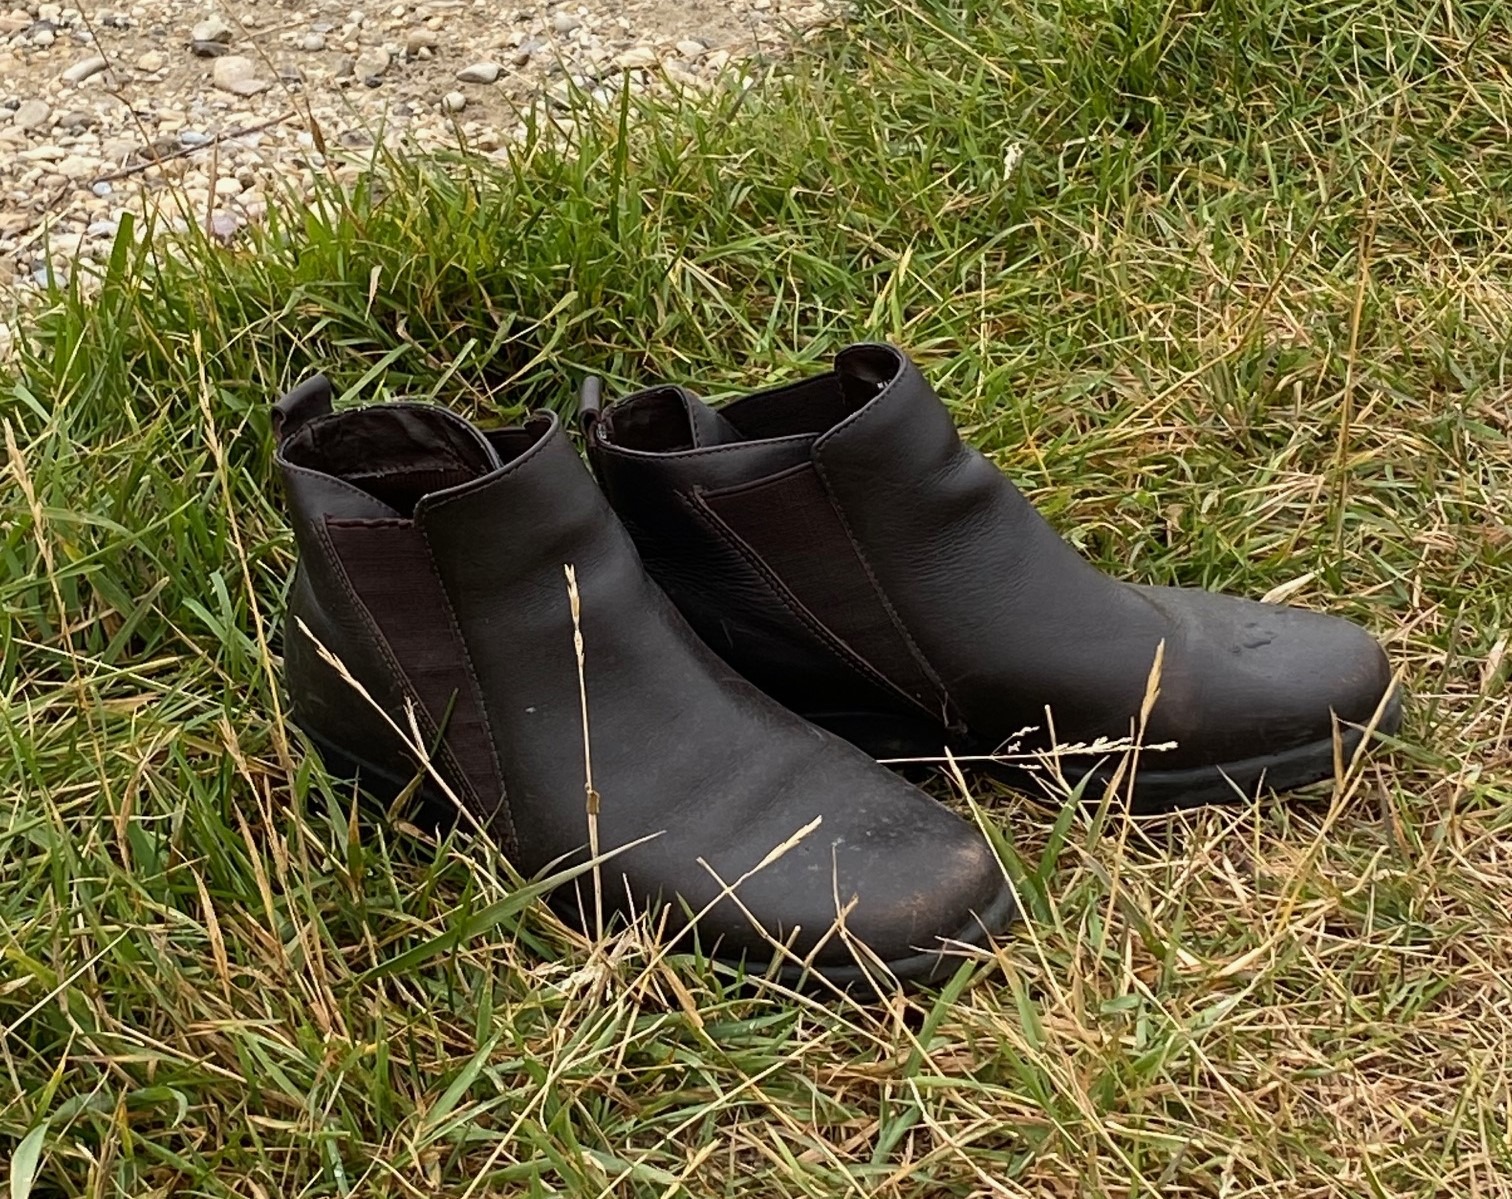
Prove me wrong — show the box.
[299,728,1018,988]
[806,689,1404,815]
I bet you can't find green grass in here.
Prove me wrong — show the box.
[4,0,1511,1193]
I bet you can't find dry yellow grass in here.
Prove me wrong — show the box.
[3,0,1510,1193]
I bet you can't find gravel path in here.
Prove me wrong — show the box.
[0,0,844,294]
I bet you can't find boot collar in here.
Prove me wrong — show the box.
[810,344,965,474]
[701,342,964,476]
[592,382,746,451]
[271,375,578,519]
[589,343,941,457]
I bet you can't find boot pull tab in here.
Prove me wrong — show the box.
[271,374,333,445]
[578,375,604,437]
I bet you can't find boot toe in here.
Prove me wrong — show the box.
[827,806,1012,970]
[1142,587,1398,768]
[1285,608,1396,729]
[736,796,1011,977]
[620,752,1015,981]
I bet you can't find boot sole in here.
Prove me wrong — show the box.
[298,729,1018,988]
[806,689,1404,815]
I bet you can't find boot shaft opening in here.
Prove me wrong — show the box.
[277,403,551,516]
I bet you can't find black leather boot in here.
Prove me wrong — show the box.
[271,376,1014,985]
[586,344,1400,812]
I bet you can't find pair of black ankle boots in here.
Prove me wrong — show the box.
[272,343,1399,986]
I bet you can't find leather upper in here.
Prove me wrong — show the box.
[589,344,1396,776]
[275,388,1011,969]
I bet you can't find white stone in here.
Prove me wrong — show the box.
[205,209,238,240]
[57,154,99,178]
[212,55,269,94]
[456,60,500,83]
[613,46,657,69]
[13,100,51,132]
[61,55,108,83]
[355,47,390,81]
[0,0,850,287]
[190,15,232,43]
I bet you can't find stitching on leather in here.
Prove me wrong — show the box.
[382,401,497,449]
[593,430,816,462]
[327,518,412,529]
[278,459,404,515]
[281,401,482,475]
[682,489,939,720]
[802,351,963,726]
[812,346,907,452]
[415,526,517,855]
[277,409,344,449]
[697,460,811,501]
[348,455,470,477]
[809,451,961,728]
[419,414,564,516]
[313,519,482,810]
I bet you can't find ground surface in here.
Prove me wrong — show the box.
[3,0,1512,1196]
[0,0,839,292]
